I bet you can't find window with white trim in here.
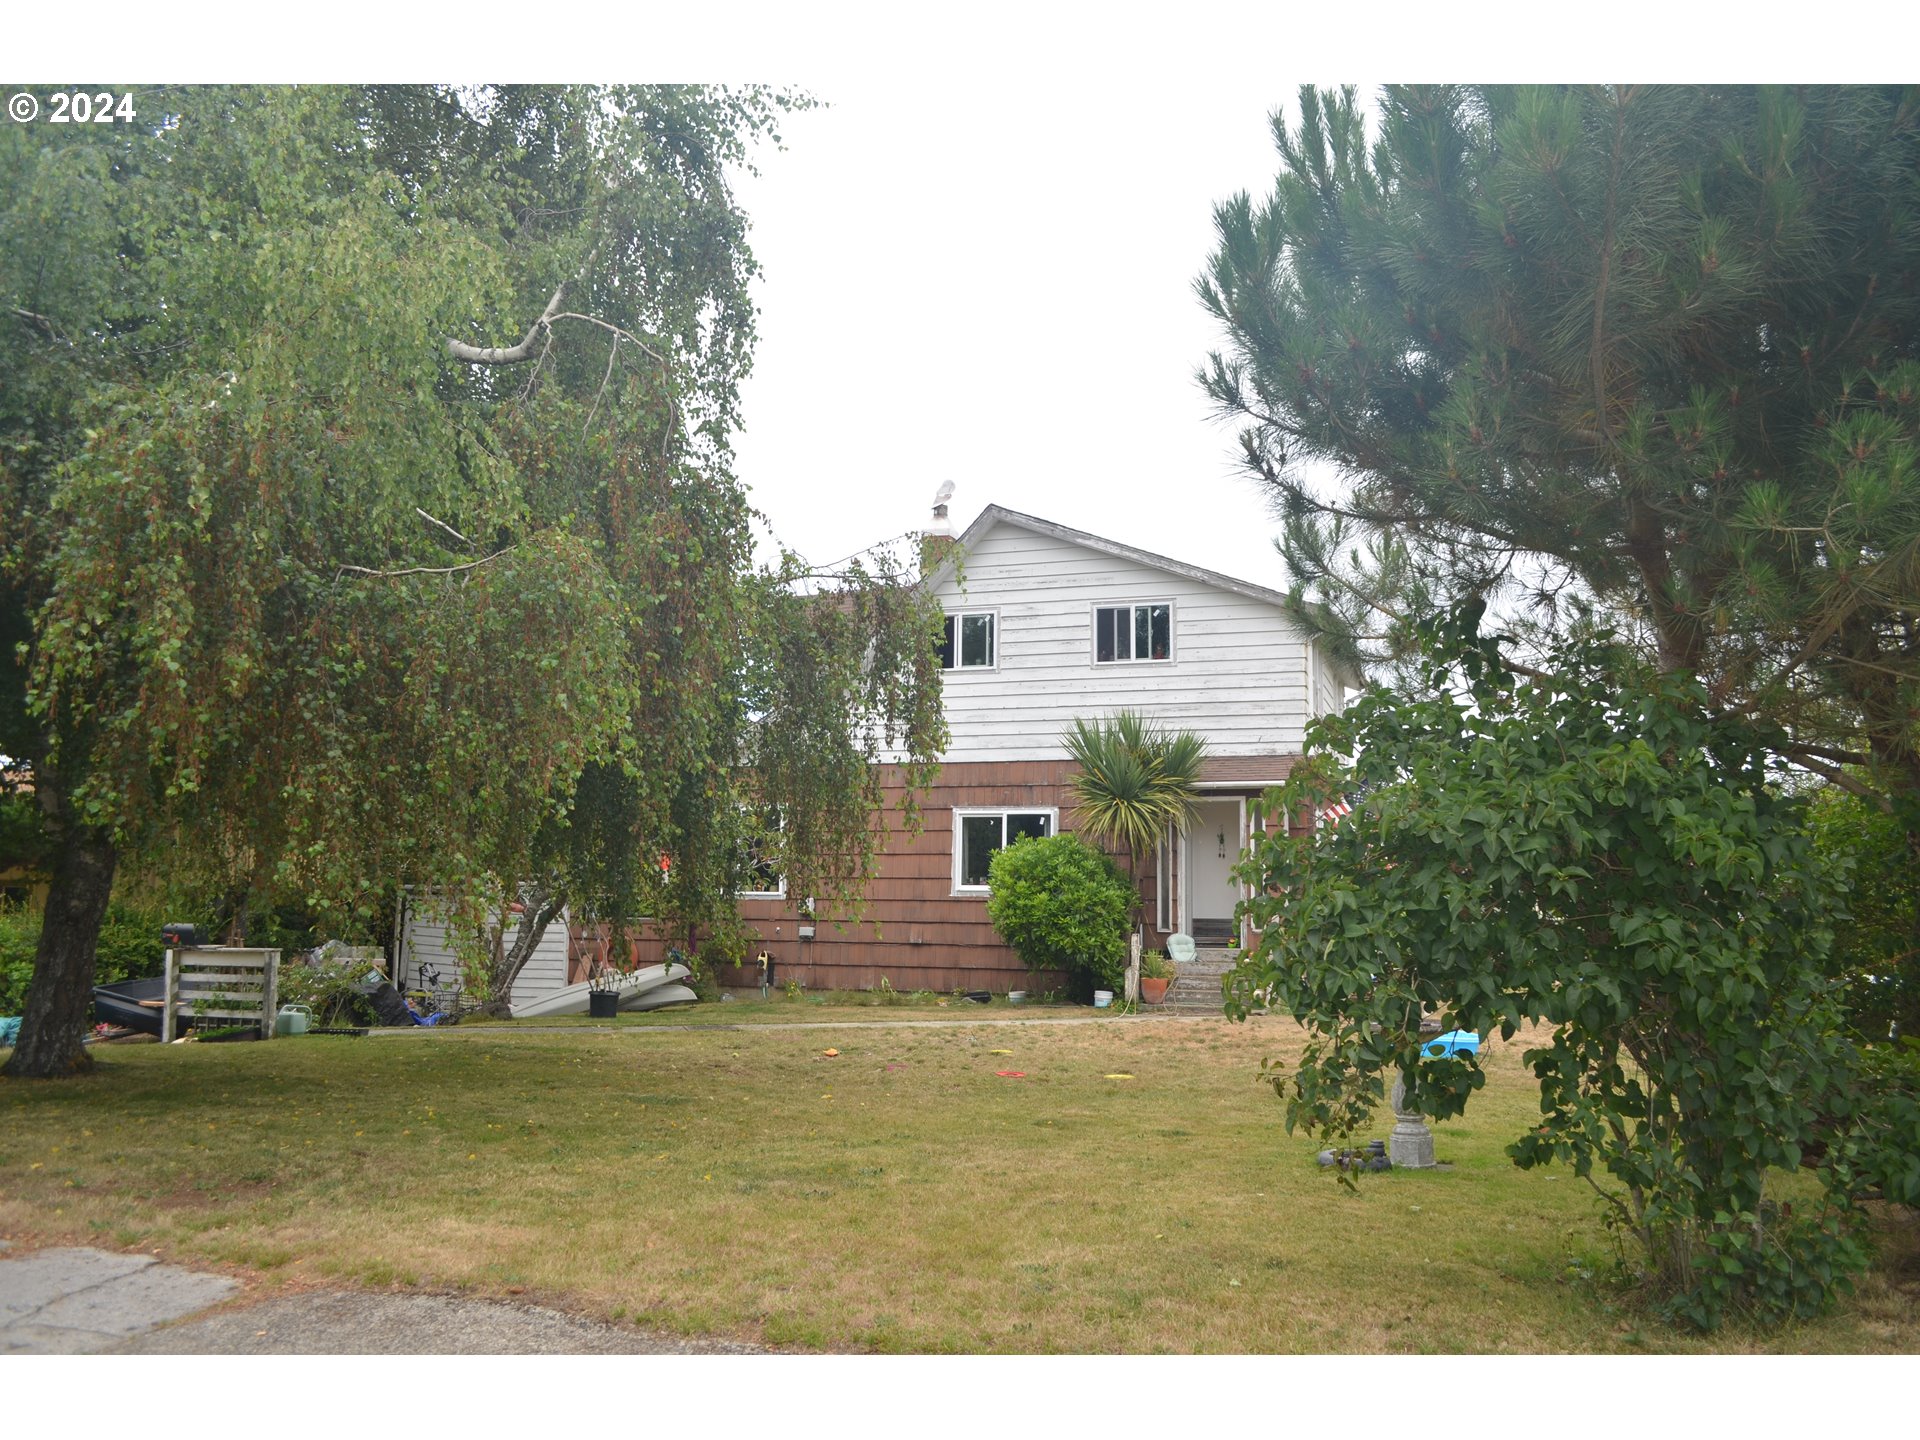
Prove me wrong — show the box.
[936,611,996,669]
[953,808,1055,891]
[1093,602,1171,663]
[735,806,785,898]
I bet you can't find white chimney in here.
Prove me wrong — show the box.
[928,478,955,538]
[920,480,957,573]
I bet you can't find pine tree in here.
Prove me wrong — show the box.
[1199,86,1920,816]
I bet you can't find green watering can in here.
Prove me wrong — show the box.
[274,1004,313,1037]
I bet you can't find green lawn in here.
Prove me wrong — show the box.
[3,1014,1914,1353]
[459,990,1093,1028]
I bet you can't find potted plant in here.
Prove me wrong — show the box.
[586,961,622,1019]
[1139,950,1174,1004]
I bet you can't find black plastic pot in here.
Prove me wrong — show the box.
[588,991,620,1019]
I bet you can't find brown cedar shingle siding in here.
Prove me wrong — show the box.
[573,757,1294,993]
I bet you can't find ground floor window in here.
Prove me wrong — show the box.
[954,808,1055,891]
[733,805,785,898]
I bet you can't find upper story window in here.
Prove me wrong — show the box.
[938,610,996,669]
[1094,602,1171,663]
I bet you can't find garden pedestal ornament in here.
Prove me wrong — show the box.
[1388,1069,1436,1169]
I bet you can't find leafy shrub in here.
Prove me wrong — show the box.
[276,960,380,1027]
[684,960,725,1005]
[1233,609,1892,1330]
[0,792,49,877]
[985,834,1131,996]
[94,905,181,989]
[0,900,183,1014]
[1807,784,1920,1040]
[1828,1037,1920,1210]
[0,904,37,1015]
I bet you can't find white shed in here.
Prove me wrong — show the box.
[392,892,573,1013]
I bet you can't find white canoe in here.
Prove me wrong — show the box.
[616,964,693,1011]
[625,982,698,1013]
[511,962,691,1019]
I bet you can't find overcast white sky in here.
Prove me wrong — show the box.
[727,66,1317,584]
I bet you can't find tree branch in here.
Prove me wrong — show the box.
[334,546,515,582]
[1786,741,1872,767]
[444,239,614,366]
[446,277,569,364]
[10,305,68,344]
[583,334,621,436]
[547,313,666,366]
[1779,748,1894,810]
[415,508,472,548]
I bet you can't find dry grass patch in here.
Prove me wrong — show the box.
[2,1016,1912,1353]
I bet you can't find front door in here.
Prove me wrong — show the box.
[1187,798,1242,945]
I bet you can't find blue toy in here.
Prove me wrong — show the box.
[1422,1029,1480,1059]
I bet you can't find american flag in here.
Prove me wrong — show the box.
[1319,779,1372,825]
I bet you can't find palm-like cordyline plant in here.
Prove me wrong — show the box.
[1061,710,1207,924]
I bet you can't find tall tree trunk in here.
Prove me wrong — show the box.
[3,774,117,1079]
[1621,495,1703,676]
[476,884,566,1019]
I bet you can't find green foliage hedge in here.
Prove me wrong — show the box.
[0,793,48,874]
[1807,785,1920,1040]
[0,902,175,1015]
[0,885,363,1020]
[985,834,1131,996]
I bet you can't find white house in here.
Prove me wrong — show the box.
[672,501,1357,993]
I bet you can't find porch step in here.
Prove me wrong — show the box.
[1154,948,1245,1015]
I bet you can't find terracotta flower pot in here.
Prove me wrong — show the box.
[1141,976,1171,1004]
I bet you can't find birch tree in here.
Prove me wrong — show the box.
[2,85,943,1070]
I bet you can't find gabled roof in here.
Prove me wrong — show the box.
[924,504,1365,690]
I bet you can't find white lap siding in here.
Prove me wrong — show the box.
[395,897,571,1011]
[899,514,1328,763]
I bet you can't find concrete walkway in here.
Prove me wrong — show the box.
[0,1245,238,1353]
[0,1243,765,1354]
